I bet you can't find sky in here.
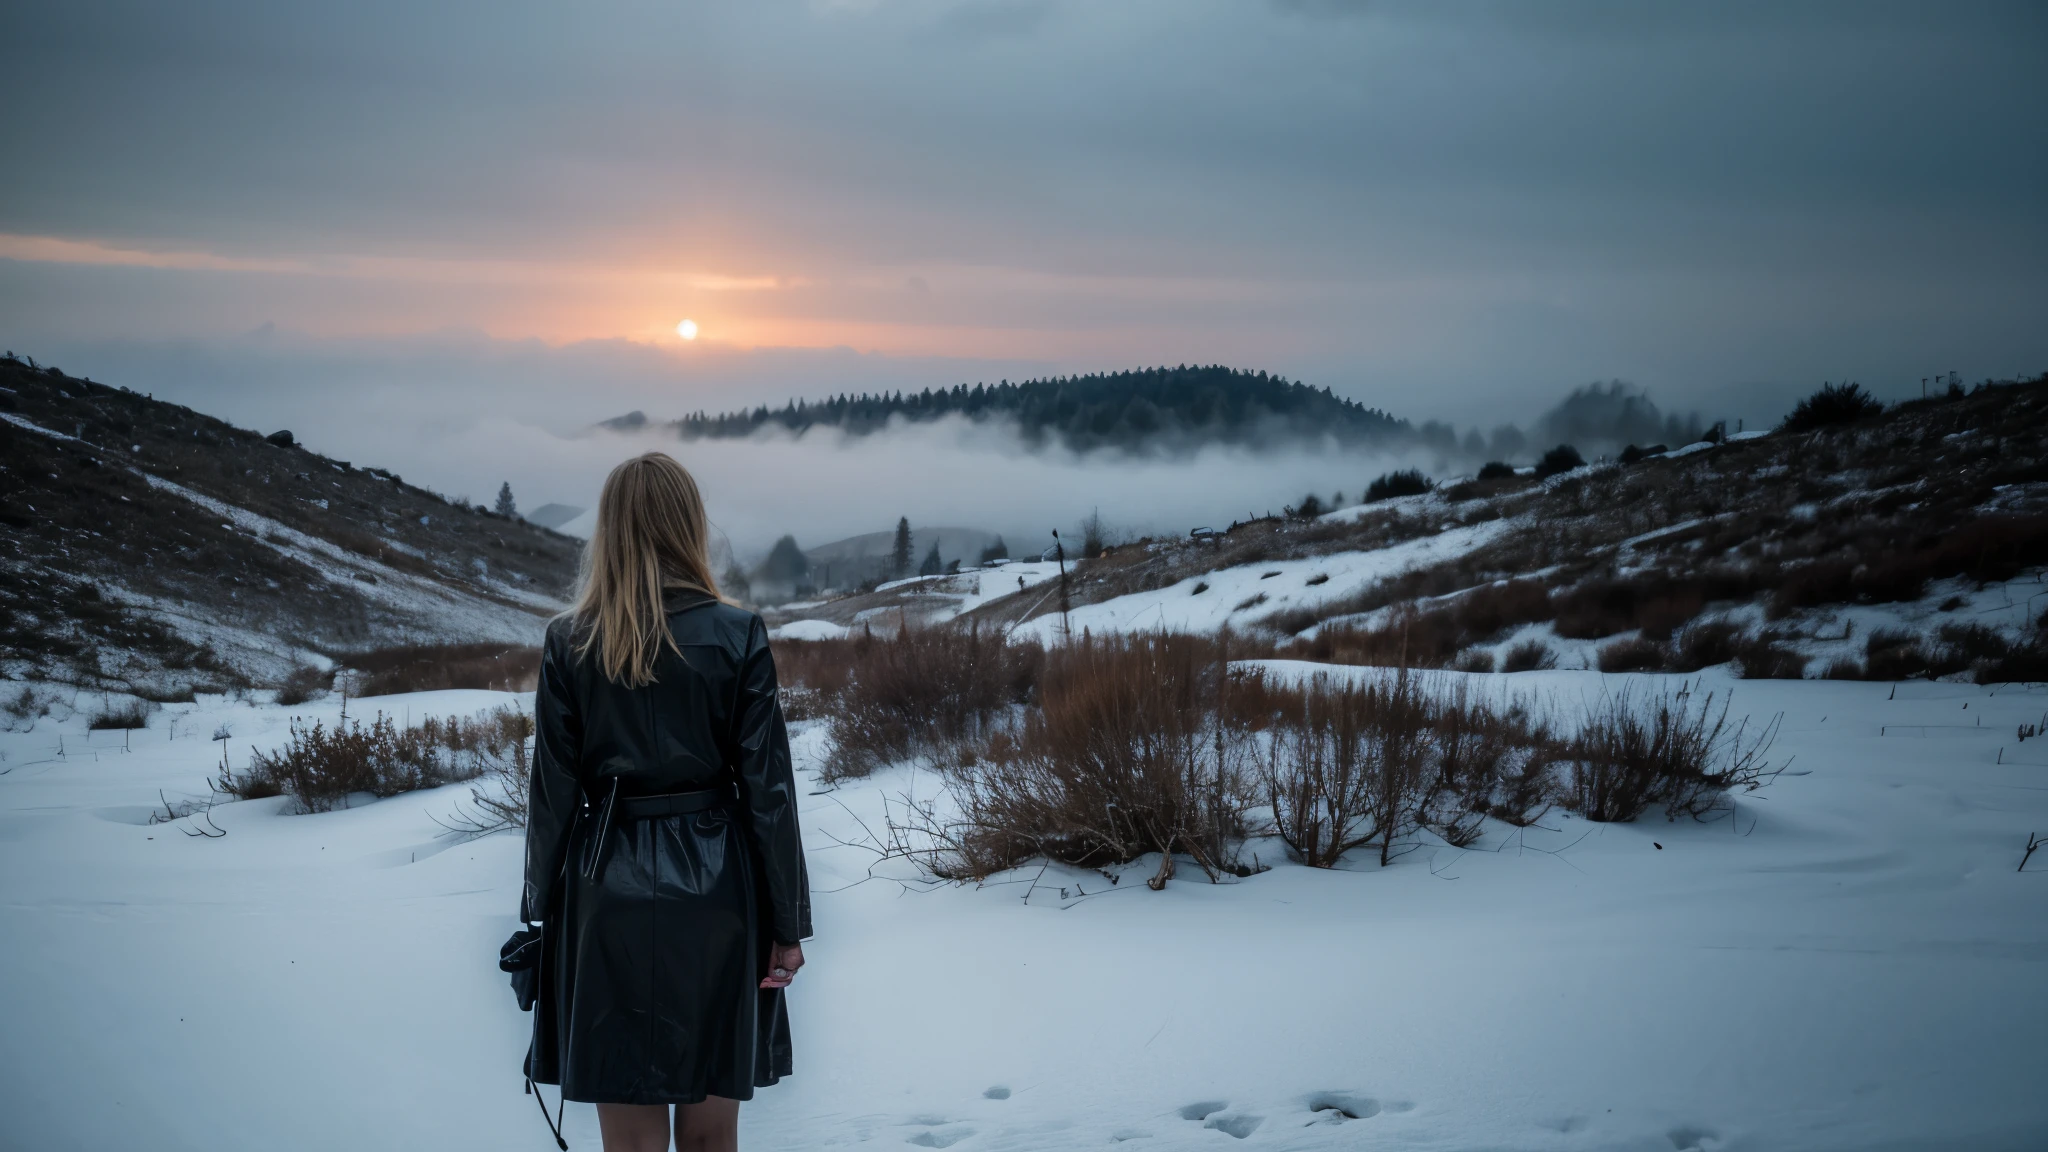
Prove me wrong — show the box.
[2,0,2044,555]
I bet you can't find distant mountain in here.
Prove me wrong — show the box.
[0,355,580,695]
[524,502,584,530]
[613,366,1407,455]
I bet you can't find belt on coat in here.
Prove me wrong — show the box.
[580,779,738,881]
[617,784,738,820]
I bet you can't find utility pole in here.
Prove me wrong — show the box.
[1052,529,1071,641]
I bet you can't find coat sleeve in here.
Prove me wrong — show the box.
[521,627,583,923]
[735,615,813,943]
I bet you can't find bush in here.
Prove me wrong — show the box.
[219,706,532,813]
[1782,381,1883,433]
[1533,444,1584,479]
[1364,469,1432,503]
[344,643,542,696]
[1732,635,1808,680]
[917,633,1248,887]
[822,623,1041,780]
[274,664,330,706]
[88,697,153,730]
[1500,639,1557,673]
[1669,619,1743,671]
[1617,444,1668,465]
[1476,461,1516,481]
[1454,648,1496,674]
[2,684,58,731]
[1258,671,1433,867]
[1567,684,1779,822]
[1597,635,1669,673]
[1287,493,1326,519]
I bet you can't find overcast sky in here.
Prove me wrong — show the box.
[2,0,2043,550]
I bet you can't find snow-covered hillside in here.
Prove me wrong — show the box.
[3,671,2044,1151]
[1,358,578,692]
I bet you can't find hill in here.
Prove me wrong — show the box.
[0,354,580,697]
[620,365,1407,454]
[770,374,2048,681]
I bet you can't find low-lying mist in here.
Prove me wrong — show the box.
[562,415,1444,562]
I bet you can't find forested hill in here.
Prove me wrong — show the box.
[613,366,1408,453]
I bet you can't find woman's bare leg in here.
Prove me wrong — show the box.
[674,1096,740,1152]
[597,1103,672,1152]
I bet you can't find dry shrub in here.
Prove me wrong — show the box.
[1597,635,1669,673]
[1768,515,2048,617]
[1732,634,1808,680]
[1555,576,1707,641]
[1968,614,2048,683]
[344,643,542,696]
[274,664,331,706]
[3,684,59,731]
[1257,671,1430,867]
[1283,605,1458,668]
[770,637,863,721]
[220,706,531,813]
[1781,381,1883,433]
[1567,683,1779,822]
[823,623,1041,780]
[916,633,1247,886]
[1669,619,1743,671]
[87,697,153,730]
[1454,648,1497,674]
[1500,638,1557,673]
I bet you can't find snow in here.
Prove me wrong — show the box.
[772,619,851,641]
[129,468,560,641]
[1,410,83,442]
[1011,521,1510,643]
[6,669,2042,1149]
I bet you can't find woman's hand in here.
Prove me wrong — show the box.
[760,941,805,990]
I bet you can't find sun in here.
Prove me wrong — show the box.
[675,319,699,341]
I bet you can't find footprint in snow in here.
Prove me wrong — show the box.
[905,1126,975,1148]
[983,1085,1011,1100]
[1176,1103,1262,1139]
[1302,1092,1381,1122]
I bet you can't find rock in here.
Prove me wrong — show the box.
[267,429,295,447]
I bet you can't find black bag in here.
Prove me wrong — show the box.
[499,925,543,1012]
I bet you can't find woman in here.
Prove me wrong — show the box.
[522,452,811,1152]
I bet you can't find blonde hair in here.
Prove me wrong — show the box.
[570,452,724,687]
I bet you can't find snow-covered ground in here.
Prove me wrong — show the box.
[1005,523,1512,645]
[3,671,2046,1151]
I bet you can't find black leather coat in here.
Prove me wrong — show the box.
[521,591,812,1105]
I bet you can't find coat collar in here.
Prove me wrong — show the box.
[661,587,718,614]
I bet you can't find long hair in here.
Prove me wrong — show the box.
[570,452,724,687]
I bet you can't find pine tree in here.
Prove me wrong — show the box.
[891,517,913,578]
[495,482,517,518]
[978,535,1008,565]
[918,541,943,577]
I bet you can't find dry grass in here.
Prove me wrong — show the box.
[1254,670,1548,866]
[820,622,1042,780]
[1567,683,1779,822]
[87,697,153,730]
[274,664,331,706]
[219,705,532,813]
[343,643,542,696]
[902,632,1250,886]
